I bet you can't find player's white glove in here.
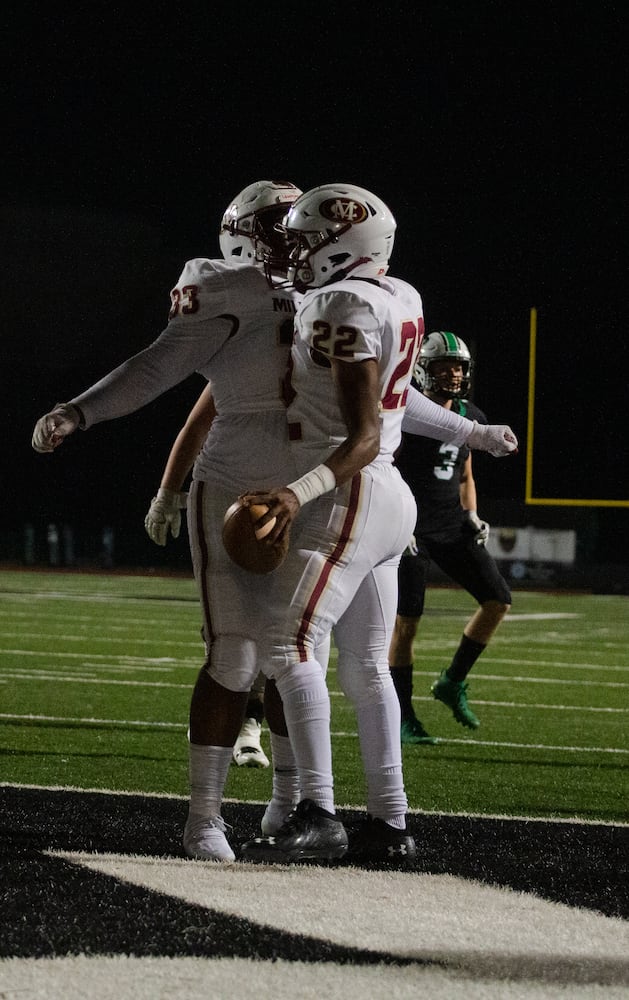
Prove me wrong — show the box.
[465,510,490,546]
[466,421,518,457]
[144,487,188,546]
[32,403,82,453]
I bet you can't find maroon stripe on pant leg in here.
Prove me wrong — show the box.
[296,473,362,660]
[195,481,214,643]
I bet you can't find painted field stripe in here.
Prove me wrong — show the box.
[1,591,197,605]
[0,648,200,664]
[0,631,202,647]
[3,780,628,827]
[1,713,626,756]
[337,731,628,754]
[434,737,629,754]
[2,667,628,709]
[503,613,580,620]
[44,850,629,974]
[411,656,629,671]
[2,648,627,673]
[413,670,629,687]
[0,712,183,729]
[484,658,629,673]
[0,672,190,688]
[413,696,628,712]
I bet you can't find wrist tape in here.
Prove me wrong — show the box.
[287,464,336,507]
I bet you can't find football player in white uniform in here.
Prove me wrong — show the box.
[143,382,271,769]
[32,180,310,861]
[238,184,517,863]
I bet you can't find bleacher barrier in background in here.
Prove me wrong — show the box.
[486,526,576,583]
[3,520,629,593]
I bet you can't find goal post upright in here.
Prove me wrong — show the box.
[524,307,628,508]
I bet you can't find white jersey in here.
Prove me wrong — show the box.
[284,275,424,475]
[66,257,307,686]
[70,259,303,491]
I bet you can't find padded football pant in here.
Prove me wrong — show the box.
[188,479,331,693]
[265,462,417,818]
[188,478,281,693]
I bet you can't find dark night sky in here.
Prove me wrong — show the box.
[3,1,627,564]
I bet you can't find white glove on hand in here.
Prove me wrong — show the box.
[466,420,518,457]
[465,510,490,545]
[32,403,81,453]
[144,487,188,546]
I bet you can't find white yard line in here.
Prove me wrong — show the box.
[2,666,629,699]
[413,670,629,687]
[1,712,627,755]
[0,631,202,647]
[0,712,184,728]
[0,648,200,665]
[0,591,196,605]
[476,658,629,672]
[413,696,629,712]
[502,613,580,620]
[0,672,190,687]
[2,780,628,828]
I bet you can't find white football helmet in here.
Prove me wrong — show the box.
[219,180,302,267]
[277,183,396,291]
[415,331,473,398]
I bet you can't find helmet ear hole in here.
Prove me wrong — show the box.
[329,252,352,267]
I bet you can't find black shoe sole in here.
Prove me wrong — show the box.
[347,843,417,864]
[240,843,349,863]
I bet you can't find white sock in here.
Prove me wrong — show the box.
[355,683,408,825]
[188,743,232,817]
[269,732,300,807]
[275,661,334,813]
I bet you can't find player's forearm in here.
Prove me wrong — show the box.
[70,348,179,427]
[69,327,209,429]
[160,438,198,491]
[285,431,378,507]
[160,387,216,490]
[160,424,207,491]
[324,429,380,484]
[402,386,473,444]
[460,480,478,511]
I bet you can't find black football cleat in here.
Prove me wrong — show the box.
[240,798,348,863]
[346,815,417,865]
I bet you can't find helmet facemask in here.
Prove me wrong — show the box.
[281,221,355,292]
[424,360,471,399]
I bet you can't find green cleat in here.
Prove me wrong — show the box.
[431,672,480,729]
[401,717,439,745]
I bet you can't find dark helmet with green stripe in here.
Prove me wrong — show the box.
[414,330,473,398]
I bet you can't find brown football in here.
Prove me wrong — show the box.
[222,499,289,574]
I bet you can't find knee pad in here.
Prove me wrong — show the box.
[337,648,392,708]
[206,635,259,693]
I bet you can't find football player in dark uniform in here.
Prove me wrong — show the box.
[389,331,512,742]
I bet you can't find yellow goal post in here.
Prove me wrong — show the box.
[525,307,629,508]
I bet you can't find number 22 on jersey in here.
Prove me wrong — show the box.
[382,318,424,410]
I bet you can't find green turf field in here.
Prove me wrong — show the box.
[1,567,627,824]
